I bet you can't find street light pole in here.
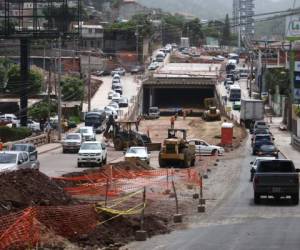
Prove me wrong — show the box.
[57,36,62,141]
[88,51,91,112]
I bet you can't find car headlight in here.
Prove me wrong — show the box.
[95,153,101,156]
[78,153,84,156]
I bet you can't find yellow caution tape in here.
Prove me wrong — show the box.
[96,202,146,215]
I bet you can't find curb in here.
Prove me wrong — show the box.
[38,145,62,155]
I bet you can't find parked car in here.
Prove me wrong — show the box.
[253,159,300,204]
[250,157,276,182]
[94,70,110,76]
[10,143,39,170]
[77,141,107,167]
[0,151,33,172]
[79,126,96,141]
[27,119,40,132]
[213,55,225,61]
[0,114,20,127]
[130,65,144,74]
[11,143,37,160]
[188,139,225,155]
[118,97,128,107]
[125,146,150,165]
[62,133,82,153]
[111,67,126,76]
[148,62,159,70]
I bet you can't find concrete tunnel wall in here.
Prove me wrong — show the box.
[142,86,215,113]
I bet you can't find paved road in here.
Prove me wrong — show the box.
[125,138,300,250]
[82,74,141,117]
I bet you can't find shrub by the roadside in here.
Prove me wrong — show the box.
[0,126,32,143]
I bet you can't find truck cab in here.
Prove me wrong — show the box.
[148,107,160,119]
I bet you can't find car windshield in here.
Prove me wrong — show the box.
[81,143,100,150]
[11,145,27,151]
[0,154,17,164]
[260,145,276,151]
[66,134,80,140]
[127,148,146,154]
[80,128,89,134]
[258,161,295,172]
[149,108,158,112]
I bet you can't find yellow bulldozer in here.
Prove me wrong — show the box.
[202,98,221,121]
[159,129,196,168]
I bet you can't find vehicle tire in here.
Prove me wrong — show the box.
[292,193,299,205]
[159,152,166,168]
[62,148,66,154]
[254,192,260,204]
[183,149,191,168]
[103,157,107,165]
[78,162,82,168]
[113,137,123,151]
[212,149,218,156]
[191,158,195,167]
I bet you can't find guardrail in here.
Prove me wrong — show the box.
[4,133,48,148]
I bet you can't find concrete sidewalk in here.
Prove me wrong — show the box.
[269,117,300,166]
[37,143,61,155]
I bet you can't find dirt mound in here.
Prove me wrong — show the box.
[0,169,72,216]
[75,213,170,248]
[62,161,153,179]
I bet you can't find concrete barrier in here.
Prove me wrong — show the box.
[292,135,300,151]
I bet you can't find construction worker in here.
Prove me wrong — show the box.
[183,110,186,120]
[0,139,3,151]
[170,116,175,129]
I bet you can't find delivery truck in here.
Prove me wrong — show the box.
[240,99,264,129]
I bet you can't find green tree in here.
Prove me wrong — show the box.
[221,14,231,46]
[0,58,11,91]
[28,100,57,120]
[61,76,84,101]
[184,18,203,46]
[6,65,43,95]
[265,68,289,95]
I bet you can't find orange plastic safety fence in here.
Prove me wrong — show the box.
[60,168,201,197]
[0,205,98,250]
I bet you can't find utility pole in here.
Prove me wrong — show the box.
[20,38,29,127]
[135,26,139,62]
[250,52,253,98]
[57,36,62,141]
[88,51,91,112]
[238,11,241,49]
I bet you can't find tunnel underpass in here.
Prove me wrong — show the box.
[143,86,215,113]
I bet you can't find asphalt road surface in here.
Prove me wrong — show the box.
[125,138,300,250]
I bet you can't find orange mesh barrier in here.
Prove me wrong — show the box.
[0,205,98,250]
[54,168,202,198]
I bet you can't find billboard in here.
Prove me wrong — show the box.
[286,15,300,39]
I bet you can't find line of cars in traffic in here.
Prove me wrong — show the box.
[61,126,152,167]
[249,121,299,205]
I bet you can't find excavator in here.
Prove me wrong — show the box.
[103,116,161,151]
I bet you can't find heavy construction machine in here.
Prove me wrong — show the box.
[202,98,221,121]
[159,129,196,168]
[104,118,161,151]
